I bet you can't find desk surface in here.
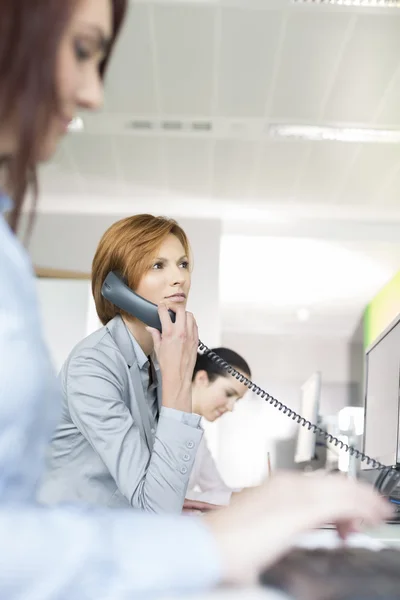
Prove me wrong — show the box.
[368,523,400,544]
[160,589,287,600]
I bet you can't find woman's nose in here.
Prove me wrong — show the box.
[226,400,235,412]
[170,266,185,286]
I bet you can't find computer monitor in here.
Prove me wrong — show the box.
[362,314,400,471]
[294,372,322,464]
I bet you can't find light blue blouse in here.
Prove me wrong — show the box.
[0,197,221,599]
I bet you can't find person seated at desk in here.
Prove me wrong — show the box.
[185,347,250,507]
[261,546,400,600]
[39,214,203,514]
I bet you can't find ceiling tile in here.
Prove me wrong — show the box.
[114,136,166,192]
[271,11,353,121]
[341,144,400,205]
[373,69,400,127]
[323,15,400,123]
[221,0,288,7]
[104,5,158,114]
[164,138,213,197]
[217,9,282,117]
[40,164,84,197]
[212,140,258,198]
[153,5,215,115]
[295,142,359,203]
[252,140,305,200]
[65,135,119,183]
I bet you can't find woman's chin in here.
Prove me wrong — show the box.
[165,300,187,311]
[207,414,219,423]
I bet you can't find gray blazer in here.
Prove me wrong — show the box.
[38,315,203,513]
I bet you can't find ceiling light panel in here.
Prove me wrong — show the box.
[268,124,400,143]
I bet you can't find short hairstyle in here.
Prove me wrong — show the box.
[193,347,251,382]
[261,547,400,600]
[92,214,191,325]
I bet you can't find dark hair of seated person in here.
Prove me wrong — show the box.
[260,547,400,600]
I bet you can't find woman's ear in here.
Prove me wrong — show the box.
[193,370,210,387]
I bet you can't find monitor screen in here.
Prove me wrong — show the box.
[362,316,400,470]
[295,372,321,464]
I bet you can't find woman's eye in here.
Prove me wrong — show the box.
[180,261,189,269]
[152,262,163,270]
[75,41,92,62]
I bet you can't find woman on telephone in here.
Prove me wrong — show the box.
[39,214,203,514]
[185,348,251,507]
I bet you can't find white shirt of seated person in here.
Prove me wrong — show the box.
[186,355,249,506]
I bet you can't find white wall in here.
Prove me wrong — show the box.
[209,331,363,487]
[36,279,91,372]
[179,218,221,348]
[222,332,362,386]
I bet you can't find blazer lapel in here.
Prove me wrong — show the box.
[155,362,162,414]
[128,362,154,450]
[107,316,154,449]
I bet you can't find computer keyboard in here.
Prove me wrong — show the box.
[376,468,400,498]
[373,468,400,522]
[386,497,400,523]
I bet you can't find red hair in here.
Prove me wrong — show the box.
[0,0,127,232]
[92,215,191,325]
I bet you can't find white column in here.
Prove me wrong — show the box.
[36,278,91,372]
[178,218,222,348]
[177,218,222,459]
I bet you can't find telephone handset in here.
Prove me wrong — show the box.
[102,271,176,331]
[101,271,388,473]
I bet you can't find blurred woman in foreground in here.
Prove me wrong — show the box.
[0,1,392,597]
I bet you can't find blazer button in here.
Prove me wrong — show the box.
[180,466,188,475]
[182,453,191,462]
[186,441,195,449]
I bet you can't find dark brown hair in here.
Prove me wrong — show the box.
[193,348,251,382]
[92,215,191,325]
[0,0,127,232]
